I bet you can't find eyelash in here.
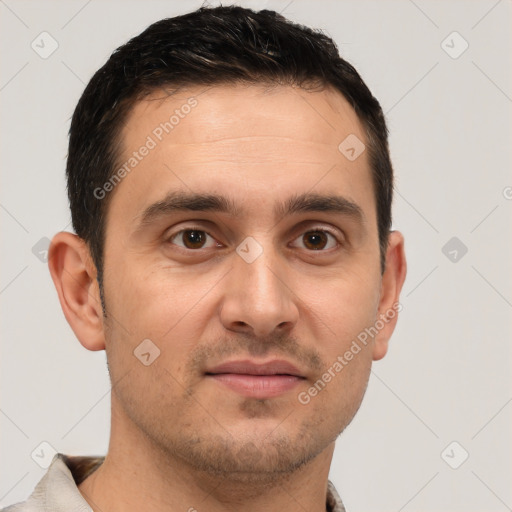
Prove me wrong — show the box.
[167,226,341,251]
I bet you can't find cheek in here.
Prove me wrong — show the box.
[104,257,203,333]
[296,338,373,440]
[110,359,200,442]
[102,259,222,379]
[302,268,381,348]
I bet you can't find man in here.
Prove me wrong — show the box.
[3,5,406,512]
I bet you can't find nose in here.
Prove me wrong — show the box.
[219,243,299,338]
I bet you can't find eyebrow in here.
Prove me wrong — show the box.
[276,192,364,222]
[135,191,365,229]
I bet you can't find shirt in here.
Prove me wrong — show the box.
[2,453,346,512]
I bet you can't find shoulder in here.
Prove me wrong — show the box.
[1,453,103,512]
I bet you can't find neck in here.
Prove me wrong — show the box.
[78,406,335,512]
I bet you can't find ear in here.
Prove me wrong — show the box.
[48,232,106,351]
[372,231,407,361]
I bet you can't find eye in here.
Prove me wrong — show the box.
[290,229,339,251]
[168,229,219,250]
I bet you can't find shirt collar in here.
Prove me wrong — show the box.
[17,453,346,512]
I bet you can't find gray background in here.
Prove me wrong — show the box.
[1,1,511,510]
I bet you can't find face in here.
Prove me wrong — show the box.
[99,84,391,481]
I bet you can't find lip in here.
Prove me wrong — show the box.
[205,359,305,399]
[206,359,304,377]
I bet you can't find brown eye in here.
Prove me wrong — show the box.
[291,229,338,251]
[304,231,328,250]
[170,229,217,249]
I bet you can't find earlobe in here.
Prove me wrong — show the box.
[372,231,407,361]
[48,232,106,352]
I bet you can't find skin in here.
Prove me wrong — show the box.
[49,83,406,512]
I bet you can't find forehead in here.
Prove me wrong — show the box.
[108,83,374,226]
[123,83,364,147]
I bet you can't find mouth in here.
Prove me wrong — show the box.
[204,359,306,399]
